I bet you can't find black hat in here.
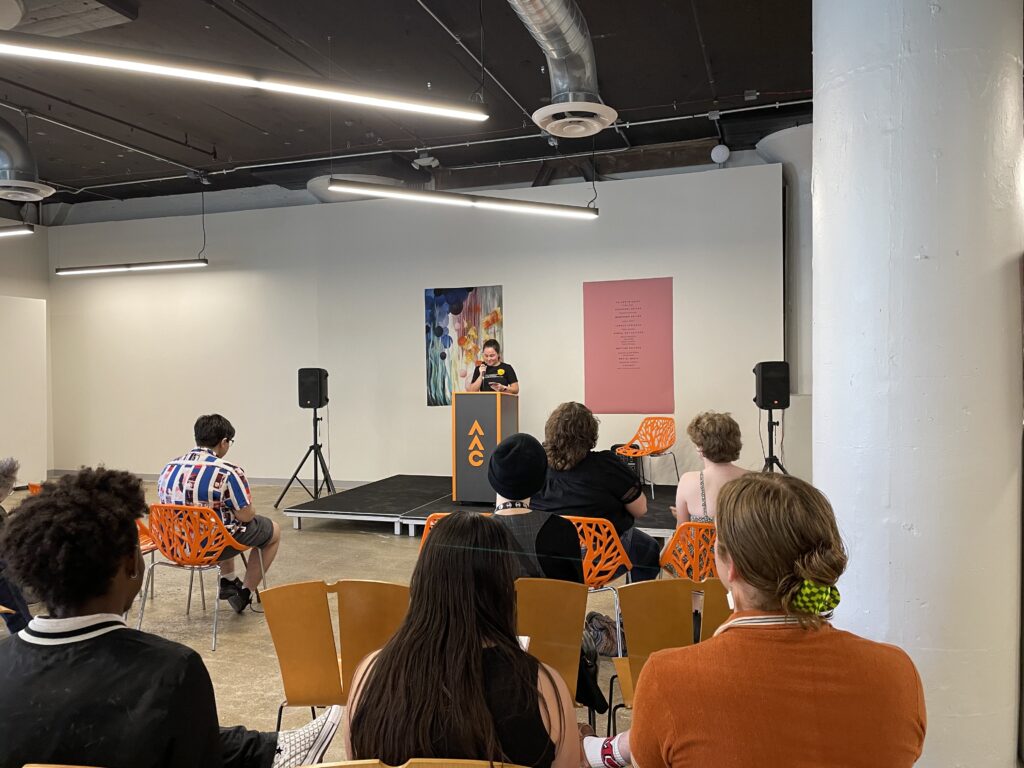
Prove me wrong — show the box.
[488,433,548,501]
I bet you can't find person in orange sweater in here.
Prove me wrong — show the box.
[584,473,926,768]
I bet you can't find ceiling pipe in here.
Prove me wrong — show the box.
[506,0,617,138]
[0,112,53,201]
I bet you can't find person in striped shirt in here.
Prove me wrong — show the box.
[157,414,281,613]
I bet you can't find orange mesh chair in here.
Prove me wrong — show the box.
[27,483,42,495]
[136,503,267,650]
[607,578,697,735]
[263,579,410,730]
[660,522,718,581]
[564,515,632,657]
[615,417,679,498]
[136,518,159,599]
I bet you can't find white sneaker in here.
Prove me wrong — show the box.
[272,705,342,768]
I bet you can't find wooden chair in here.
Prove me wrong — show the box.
[615,417,679,498]
[660,522,717,580]
[136,504,267,651]
[515,577,588,702]
[607,578,697,735]
[563,516,632,657]
[0,604,13,614]
[263,579,410,730]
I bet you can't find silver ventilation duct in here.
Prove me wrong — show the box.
[506,0,617,138]
[0,115,55,202]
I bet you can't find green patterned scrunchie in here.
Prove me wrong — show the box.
[792,579,840,614]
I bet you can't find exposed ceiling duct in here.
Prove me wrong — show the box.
[2,0,136,36]
[506,0,617,138]
[0,114,55,202]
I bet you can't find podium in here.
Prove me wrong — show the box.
[452,392,519,503]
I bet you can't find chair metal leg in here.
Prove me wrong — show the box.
[612,588,624,657]
[211,564,221,651]
[186,569,195,615]
[610,703,625,736]
[671,451,680,482]
[136,563,156,630]
[606,673,619,736]
[198,568,206,611]
[276,702,287,732]
[648,456,655,499]
[148,552,156,599]
[310,707,316,720]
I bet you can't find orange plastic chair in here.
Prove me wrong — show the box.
[136,518,159,599]
[27,483,42,495]
[418,511,491,550]
[660,522,718,581]
[136,503,267,650]
[563,515,632,657]
[615,417,679,498]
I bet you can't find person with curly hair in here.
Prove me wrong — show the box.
[0,467,341,768]
[531,402,661,581]
[586,473,926,768]
[0,456,32,633]
[672,411,750,525]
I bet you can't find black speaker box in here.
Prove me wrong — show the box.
[753,361,790,410]
[298,368,329,409]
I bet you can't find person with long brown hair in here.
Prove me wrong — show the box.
[617,473,926,768]
[344,512,577,768]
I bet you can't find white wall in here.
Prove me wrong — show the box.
[47,165,784,482]
[0,296,47,483]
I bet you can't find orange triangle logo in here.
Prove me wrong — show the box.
[469,420,485,436]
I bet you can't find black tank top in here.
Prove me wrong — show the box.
[479,648,556,768]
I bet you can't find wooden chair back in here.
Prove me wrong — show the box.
[563,516,632,589]
[698,578,733,640]
[660,522,717,580]
[618,578,696,662]
[515,577,588,701]
[616,416,676,457]
[330,579,411,698]
[262,581,345,708]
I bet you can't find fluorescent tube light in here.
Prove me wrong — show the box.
[0,223,33,238]
[55,258,209,276]
[0,32,488,123]
[326,179,599,221]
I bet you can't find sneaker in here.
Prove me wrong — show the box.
[272,705,342,768]
[219,577,243,599]
[227,586,252,614]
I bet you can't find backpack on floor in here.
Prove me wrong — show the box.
[585,610,626,657]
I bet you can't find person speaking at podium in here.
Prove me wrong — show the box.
[467,339,519,394]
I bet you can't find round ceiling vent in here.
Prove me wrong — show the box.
[0,0,25,31]
[0,179,56,202]
[532,101,618,139]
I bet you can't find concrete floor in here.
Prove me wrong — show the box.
[3,482,628,762]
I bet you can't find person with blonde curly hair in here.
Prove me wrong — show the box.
[531,402,661,581]
[585,473,926,768]
[672,411,749,525]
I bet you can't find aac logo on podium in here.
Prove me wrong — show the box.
[467,420,486,467]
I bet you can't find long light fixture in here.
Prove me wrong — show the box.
[0,223,33,238]
[0,31,488,123]
[55,258,209,276]
[326,179,599,221]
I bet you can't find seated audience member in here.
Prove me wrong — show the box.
[585,473,926,768]
[672,410,749,524]
[0,457,31,634]
[489,433,606,711]
[531,402,660,581]
[158,413,280,613]
[345,512,577,768]
[490,432,584,584]
[0,467,341,768]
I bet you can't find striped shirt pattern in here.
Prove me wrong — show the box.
[157,448,251,533]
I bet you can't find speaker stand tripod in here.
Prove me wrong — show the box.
[274,407,336,508]
[762,407,788,474]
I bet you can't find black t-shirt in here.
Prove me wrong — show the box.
[531,450,643,535]
[470,362,518,392]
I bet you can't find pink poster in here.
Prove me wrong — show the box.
[583,277,674,414]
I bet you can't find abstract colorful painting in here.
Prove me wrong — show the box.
[425,286,503,406]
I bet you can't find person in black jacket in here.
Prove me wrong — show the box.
[0,466,341,768]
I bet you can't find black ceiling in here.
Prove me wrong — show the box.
[0,0,812,203]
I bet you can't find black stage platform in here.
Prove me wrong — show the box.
[283,474,679,540]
